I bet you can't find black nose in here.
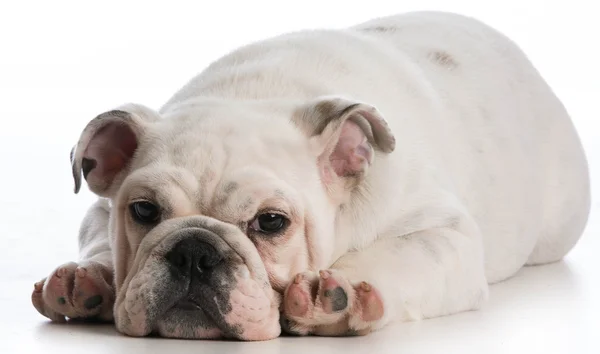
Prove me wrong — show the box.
[165,238,223,277]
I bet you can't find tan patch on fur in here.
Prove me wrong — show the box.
[429,51,458,69]
[362,26,396,32]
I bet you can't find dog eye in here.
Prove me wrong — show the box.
[129,201,160,224]
[249,213,288,234]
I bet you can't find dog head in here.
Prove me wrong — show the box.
[70,97,395,340]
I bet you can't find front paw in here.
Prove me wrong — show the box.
[281,269,384,336]
[31,261,114,323]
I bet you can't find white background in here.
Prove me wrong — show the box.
[0,1,598,353]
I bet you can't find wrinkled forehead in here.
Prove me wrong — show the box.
[124,105,313,216]
[140,102,311,169]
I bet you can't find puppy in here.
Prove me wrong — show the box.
[32,11,590,340]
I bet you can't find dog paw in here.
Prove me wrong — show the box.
[31,261,115,322]
[281,269,384,336]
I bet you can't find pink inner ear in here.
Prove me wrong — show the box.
[329,120,372,177]
[83,123,138,185]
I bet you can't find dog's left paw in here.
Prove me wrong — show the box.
[281,269,384,336]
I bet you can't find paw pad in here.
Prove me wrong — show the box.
[282,269,385,336]
[31,261,114,322]
[318,271,349,313]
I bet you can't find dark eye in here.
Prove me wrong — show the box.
[249,213,288,234]
[129,201,160,224]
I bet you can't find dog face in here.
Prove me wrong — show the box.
[70,97,394,340]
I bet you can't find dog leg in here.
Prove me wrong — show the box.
[282,220,488,336]
[32,199,115,322]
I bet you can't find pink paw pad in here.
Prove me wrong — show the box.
[284,274,310,317]
[74,267,105,310]
[46,265,77,307]
[354,282,384,322]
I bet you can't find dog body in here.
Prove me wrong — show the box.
[32,12,590,340]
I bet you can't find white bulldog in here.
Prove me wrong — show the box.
[32,11,590,340]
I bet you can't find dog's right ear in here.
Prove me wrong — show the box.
[70,104,160,197]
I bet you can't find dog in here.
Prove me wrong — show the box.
[31,11,590,340]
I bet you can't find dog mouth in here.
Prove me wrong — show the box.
[158,294,234,339]
[154,299,226,339]
[174,299,204,312]
[150,272,280,340]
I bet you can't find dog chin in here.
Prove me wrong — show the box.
[155,307,225,339]
[153,285,282,340]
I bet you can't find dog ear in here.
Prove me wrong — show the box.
[294,96,396,186]
[70,104,160,196]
